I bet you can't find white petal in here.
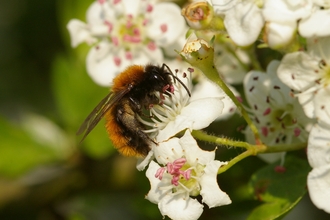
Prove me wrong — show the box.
[299,9,330,38]
[211,0,239,14]
[297,92,316,119]
[158,194,204,220]
[307,123,330,168]
[162,28,188,57]
[147,2,186,46]
[307,37,330,61]
[120,0,141,17]
[267,60,295,106]
[314,87,330,124]
[180,130,216,165]
[224,2,264,46]
[265,21,296,49]
[263,0,312,22]
[153,137,184,165]
[313,0,330,7]
[214,44,248,84]
[86,42,122,87]
[67,19,96,47]
[137,46,164,65]
[277,51,320,92]
[156,98,224,142]
[136,150,154,171]
[244,70,271,112]
[200,160,231,207]
[145,161,170,204]
[190,78,238,120]
[86,1,111,25]
[184,98,224,129]
[308,164,330,213]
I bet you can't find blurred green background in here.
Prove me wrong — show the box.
[0,0,329,219]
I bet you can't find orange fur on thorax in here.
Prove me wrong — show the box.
[112,65,145,93]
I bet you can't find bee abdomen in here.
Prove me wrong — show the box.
[105,101,150,157]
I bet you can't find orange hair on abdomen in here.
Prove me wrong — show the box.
[104,108,143,157]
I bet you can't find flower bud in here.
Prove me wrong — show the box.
[182,1,214,30]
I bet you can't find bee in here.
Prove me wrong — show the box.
[77,64,191,157]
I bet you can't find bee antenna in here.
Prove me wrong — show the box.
[161,63,191,97]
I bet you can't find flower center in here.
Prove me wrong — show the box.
[270,107,295,130]
[111,14,148,49]
[319,59,330,87]
[155,158,201,196]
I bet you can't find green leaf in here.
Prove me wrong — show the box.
[51,53,115,158]
[247,155,311,220]
[0,116,61,177]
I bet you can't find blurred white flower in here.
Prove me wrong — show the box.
[67,0,186,86]
[145,130,231,220]
[244,60,312,146]
[277,37,330,119]
[213,43,250,85]
[212,0,264,46]
[307,120,330,214]
[262,0,312,48]
[299,2,330,38]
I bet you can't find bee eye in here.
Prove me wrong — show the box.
[153,74,161,80]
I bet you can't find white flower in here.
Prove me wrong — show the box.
[244,60,312,146]
[307,120,330,213]
[213,43,250,85]
[143,66,224,143]
[67,0,186,86]
[262,0,312,48]
[277,36,330,119]
[212,0,264,46]
[136,63,224,170]
[145,130,231,220]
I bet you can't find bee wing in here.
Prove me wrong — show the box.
[76,89,129,143]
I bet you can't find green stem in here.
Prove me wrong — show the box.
[245,45,263,71]
[192,130,307,173]
[201,65,262,144]
[264,142,307,153]
[218,150,253,174]
[192,130,255,150]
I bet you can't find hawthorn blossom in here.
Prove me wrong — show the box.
[67,0,186,86]
[244,60,312,147]
[145,130,231,220]
[262,0,312,49]
[136,63,224,170]
[211,0,264,46]
[277,36,330,119]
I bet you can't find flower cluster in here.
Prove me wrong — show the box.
[67,0,186,86]
[67,0,330,218]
